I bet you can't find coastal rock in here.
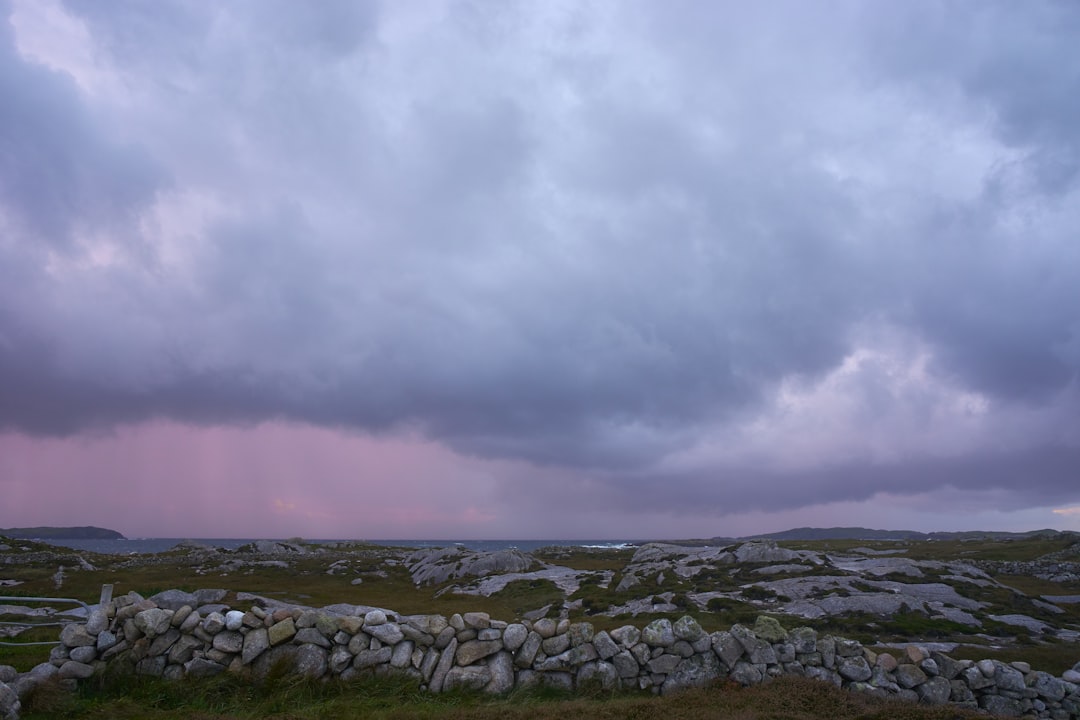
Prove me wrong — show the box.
[408,548,534,585]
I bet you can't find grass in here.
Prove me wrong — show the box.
[18,671,990,720]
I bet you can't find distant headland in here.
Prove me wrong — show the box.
[0,525,126,540]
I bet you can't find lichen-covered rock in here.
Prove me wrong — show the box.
[485,651,515,693]
[752,616,787,643]
[641,619,675,648]
[662,653,721,694]
[0,680,20,720]
[917,676,951,705]
[838,656,871,682]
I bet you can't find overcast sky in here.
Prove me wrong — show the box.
[2,0,1079,540]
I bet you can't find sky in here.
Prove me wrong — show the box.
[1,0,1079,540]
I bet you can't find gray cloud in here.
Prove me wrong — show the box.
[1,1,1078,515]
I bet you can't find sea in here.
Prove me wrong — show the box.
[35,538,641,555]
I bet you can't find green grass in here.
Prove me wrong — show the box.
[18,671,990,720]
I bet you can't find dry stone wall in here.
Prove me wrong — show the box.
[4,589,1080,720]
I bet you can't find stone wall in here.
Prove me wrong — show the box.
[4,589,1080,720]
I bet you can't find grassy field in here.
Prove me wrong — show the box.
[3,534,1079,717]
[18,671,988,720]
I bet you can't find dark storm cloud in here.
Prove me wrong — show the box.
[1,1,1078,513]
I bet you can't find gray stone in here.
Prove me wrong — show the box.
[568,622,594,646]
[612,650,640,679]
[365,622,404,646]
[979,694,1024,717]
[949,679,974,702]
[241,628,269,664]
[149,589,197,611]
[962,665,994,690]
[542,672,574,691]
[201,612,226,635]
[1032,671,1069,701]
[731,625,776,665]
[224,610,245,631]
[515,631,542,668]
[502,624,527,651]
[578,661,619,690]
[192,589,227,606]
[456,639,503,666]
[69,646,97,664]
[136,656,167,677]
[96,630,118,653]
[929,652,959,679]
[790,627,817,654]
[60,623,96,648]
[294,644,328,679]
[444,665,491,691]
[805,665,841,687]
[322,645,349,674]
[642,619,675,648]
[730,660,763,686]
[49,644,69,666]
[462,612,490,629]
[85,607,108,636]
[185,658,226,678]
[533,618,557,638]
[712,631,743,667]
[485,651,515,694]
[390,640,414,669]
[917,676,950,704]
[834,638,862,657]
[535,644,599,671]
[995,663,1026,692]
[212,630,243,654]
[58,661,94,679]
[354,647,392,669]
[895,663,927,689]
[647,654,682,674]
[671,640,694,658]
[477,628,501,641]
[673,616,706,642]
[610,625,640,648]
[662,653,721,695]
[0,669,13,685]
[542,634,570,656]
[179,610,201,634]
[417,648,439,682]
[583,631,614,660]
[364,609,387,626]
[268,618,296,646]
[819,636,836,668]
[838,656,872,682]
[295,627,331,648]
[168,635,203,665]
[0,681,20,720]
[429,638,458,692]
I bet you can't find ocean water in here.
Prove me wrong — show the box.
[35,538,640,555]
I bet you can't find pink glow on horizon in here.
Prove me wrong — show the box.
[0,422,511,539]
[3,422,1076,540]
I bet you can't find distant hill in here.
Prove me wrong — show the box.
[0,526,126,540]
[706,526,1077,543]
[748,527,926,541]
